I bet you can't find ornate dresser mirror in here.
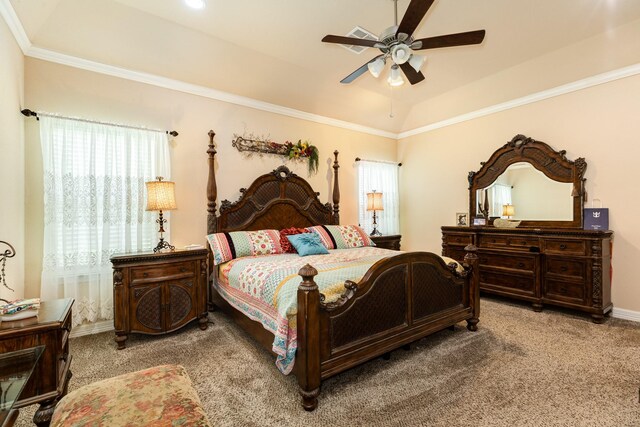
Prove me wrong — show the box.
[442,134,612,323]
[468,134,586,228]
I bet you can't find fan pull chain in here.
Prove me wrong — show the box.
[389,86,394,118]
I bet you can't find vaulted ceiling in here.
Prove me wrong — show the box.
[8,0,640,134]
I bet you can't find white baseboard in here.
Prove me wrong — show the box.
[70,319,114,338]
[611,307,640,323]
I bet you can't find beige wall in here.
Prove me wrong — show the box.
[0,17,25,299]
[398,73,640,313]
[23,58,397,298]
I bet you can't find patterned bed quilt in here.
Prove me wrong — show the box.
[214,247,397,374]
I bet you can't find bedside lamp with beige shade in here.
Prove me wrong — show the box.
[146,177,177,252]
[366,190,384,237]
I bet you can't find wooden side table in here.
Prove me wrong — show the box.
[0,298,74,427]
[371,234,402,251]
[110,249,209,349]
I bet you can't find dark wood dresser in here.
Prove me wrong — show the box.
[371,234,402,250]
[442,227,612,322]
[451,134,614,323]
[0,298,73,426]
[110,249,209,349]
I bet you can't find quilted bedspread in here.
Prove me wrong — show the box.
[215,247,396,374]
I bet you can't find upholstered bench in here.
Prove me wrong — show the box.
[50,364,211,427]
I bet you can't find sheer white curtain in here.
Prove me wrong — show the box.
[357,160,400,235]
[489,184,512,217]
[39,116,170,326]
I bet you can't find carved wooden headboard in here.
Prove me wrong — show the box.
[206,130,340,235]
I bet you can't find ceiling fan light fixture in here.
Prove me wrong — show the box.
[367,57,386,78]
[408,54,426,73]
[387,65,404,87]
[391,44,411,65]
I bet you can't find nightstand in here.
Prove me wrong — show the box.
[0,299,74,427]
[110,249,209,349]
[371,234,402,250]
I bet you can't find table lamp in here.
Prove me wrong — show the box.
[366,190,384,236]
[146,177,177,252]
[502,204,515,219]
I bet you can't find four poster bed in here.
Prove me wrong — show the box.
[204,130,480,411]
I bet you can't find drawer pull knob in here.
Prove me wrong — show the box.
[143,273,148,278]
[559,244,567,250]
[559,287,567,294]
[521,241,527,245]
[180,268,187,273]
[560,266,568,272]
[517,263,525,268]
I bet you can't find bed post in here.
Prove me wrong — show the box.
[206,130,217,312]
[332,150,340,225]
[464,244,480,331]
[296,264,321,411]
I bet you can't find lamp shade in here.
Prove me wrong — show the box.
[408,54,425,73]
[146,177,177,211]
[366,192,384,211]
[367,57,385,78]
[387,65,404,87]
[502,204,515,217]
[391,44,411,65]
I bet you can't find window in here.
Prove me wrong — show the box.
[39,116,170,326]
[488,184,512,217]
[357,160,400,235]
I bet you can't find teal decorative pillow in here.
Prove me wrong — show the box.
[206,230,283,265]
[287,233,329,256]
[306,225,375,249]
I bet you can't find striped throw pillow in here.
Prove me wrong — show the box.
[207,229,283,265]
[306,225,375,250]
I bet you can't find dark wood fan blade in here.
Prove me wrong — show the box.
[396,0,436,38]
[412,30,486,50]
[399,62,425,85]
[322,35,381,48]
[340,55,384,84]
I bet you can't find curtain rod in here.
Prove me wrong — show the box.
[21,109,178,137]
[355,157,402,167]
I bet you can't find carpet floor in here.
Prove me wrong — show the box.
[15,298,640,427]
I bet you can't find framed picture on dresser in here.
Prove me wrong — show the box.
[456,212,468,226]
[472,217,486,226]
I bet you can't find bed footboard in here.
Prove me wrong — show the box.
[296,245,479,411]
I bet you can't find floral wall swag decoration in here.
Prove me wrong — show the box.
[232,135,320,175]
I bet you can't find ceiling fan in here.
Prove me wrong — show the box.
[322,0,486,86]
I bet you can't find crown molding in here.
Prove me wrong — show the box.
[398,62,640,139]
[24,46,398,140]
[0,0,30,52]
[25,44,640,142]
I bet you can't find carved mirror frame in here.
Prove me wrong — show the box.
[468,134,586,229]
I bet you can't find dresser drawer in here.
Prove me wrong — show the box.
[544,239,587,256]
[479,252,536,272]
[544,278,585,303]
[478,235,509,248]
[130,261,194,282]
[479,269,535,296]
[444,233,473,246]
[545,258,586,280]
[508,236,539,249]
